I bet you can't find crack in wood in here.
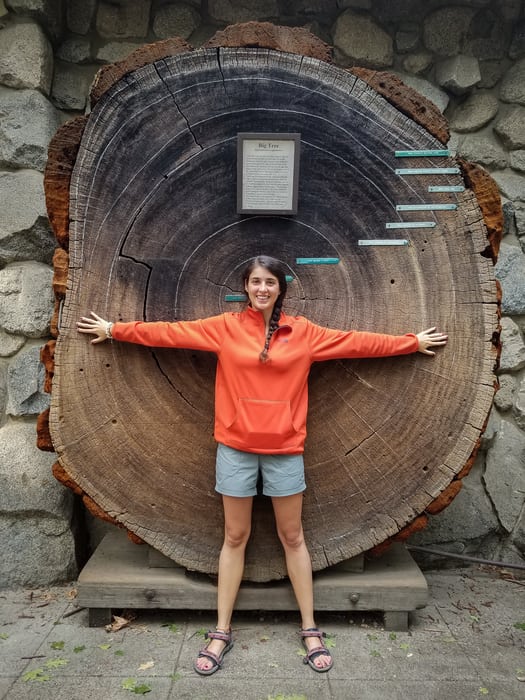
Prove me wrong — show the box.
[153,63,203,152]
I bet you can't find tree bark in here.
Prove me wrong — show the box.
[44,25,500,582]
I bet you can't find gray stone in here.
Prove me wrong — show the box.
[494,374,517,412]
[0,262,54,338]
[510,150,525,173]
[435,55,481,95]
[456,134,507,169]
[393,72,449,113]
[465,9,508,61]
[6,344,49,417]
[96,0,151,39]
[0,358,6,422]
[509,20,525,60]
[409,456,498,545]
[514,505,525,554]
[332,10,393,68]
[0,22,53,94]
[57,37,92,64]
[0,328,25,358]
[484,419,525,533]
[67,0,96,35]
[0,515,76,587]
[395,26,420,54]
[337,0,371,8]
[501,0,523,21]
[449,92,499,132]
[51,62,96,111]
[0,87,62,172]
[5,0,65,41]
[402,52,433,75]
[515,203,525,240]
[491,168,525,202]
[480,404,501,449]
[478,60,507,89]
[0,420,69,517]
[95,41,144,64]
[0,171,55,266]
[152,3,201,40]
[514,375,525,430]
[422,6,476,57]
[498,316,525,372]
[502,200,516,237]
[208,0,279,23]
[500,58,525,106]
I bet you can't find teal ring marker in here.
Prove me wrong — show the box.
[395,167,460,175]
[386,221,436,229]
[295,257,340,265]
[224,294,247,302]
[396,203,457,211]
[428,185,465,192]
[358,239,409,246]
[395,149,450,157]
[285,275,294,282]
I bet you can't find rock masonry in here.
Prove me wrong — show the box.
[1,0,524,586]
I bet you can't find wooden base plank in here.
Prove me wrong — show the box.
[78,531,427,630]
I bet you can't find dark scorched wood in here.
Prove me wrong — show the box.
[48,47,499,582]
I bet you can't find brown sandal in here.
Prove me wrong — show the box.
[300,627,333,673]
[193,628,234,676]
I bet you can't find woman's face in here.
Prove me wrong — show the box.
[245,265,281,314]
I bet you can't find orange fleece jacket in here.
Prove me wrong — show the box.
[112,307,418,454]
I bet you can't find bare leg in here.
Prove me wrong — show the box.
[272,493,332,670]
[195,495,253,672]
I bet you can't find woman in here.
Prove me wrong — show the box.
[77,255,447,675]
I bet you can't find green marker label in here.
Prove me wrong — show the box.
[295,258,340,265]
[395,149,450,157]
[224,294,247,302]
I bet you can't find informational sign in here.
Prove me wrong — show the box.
[237,133,300,215]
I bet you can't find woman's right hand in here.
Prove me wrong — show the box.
[77,312,112,344]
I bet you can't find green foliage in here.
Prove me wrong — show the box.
[122,678,152,694]
[513,621,525,631]
[161,623,179,633]
[115,649,125,656]
[45,658,69,669]
[22,668,51,682]
[50,640,65,650]
[73,645,86,653]
[0,633,9,640]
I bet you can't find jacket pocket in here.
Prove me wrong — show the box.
[230,398,296,449]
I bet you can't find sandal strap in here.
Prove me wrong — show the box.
[205,629,232,642]
[197,649,222,666]
[301,627,325,639]
[304,644,330,660]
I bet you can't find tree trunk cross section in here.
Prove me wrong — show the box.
[47,43,499,582]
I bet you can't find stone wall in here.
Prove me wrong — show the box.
[0,0,524,587]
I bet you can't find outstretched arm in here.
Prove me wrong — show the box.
[77,312,112,344]
[416,327,448,356]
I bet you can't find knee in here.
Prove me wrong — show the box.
[224,525,251,549]
[277,525,305,551]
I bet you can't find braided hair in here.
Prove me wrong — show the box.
[241,256,288,363]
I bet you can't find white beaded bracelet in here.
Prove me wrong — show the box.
[105,322,113,340]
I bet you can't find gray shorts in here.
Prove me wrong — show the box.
[215,443,306,498]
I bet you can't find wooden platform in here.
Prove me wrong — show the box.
[78,531,428,630]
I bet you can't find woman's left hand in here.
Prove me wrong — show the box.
[416,327,448,356]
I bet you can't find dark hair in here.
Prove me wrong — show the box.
[242,256,288,363]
